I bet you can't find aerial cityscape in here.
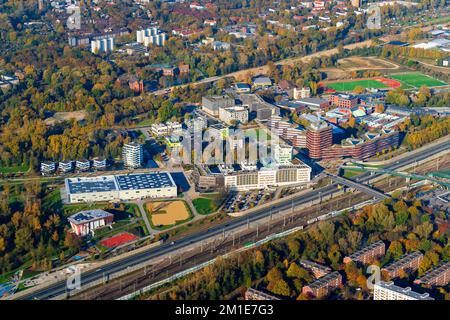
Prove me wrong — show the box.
[0,0,449,308]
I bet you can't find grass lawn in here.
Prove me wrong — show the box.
[193,197,218,215]
[390,72,447,88]
[342,168,364,179]
[136,118,154,127]
[326,79,388,91]
[0,165,29,174]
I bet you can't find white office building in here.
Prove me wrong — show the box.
[65,172,177,203]
[224,163,311,191]
[122,142,143,168]
[373,281,434,300]
[219,106,248,125]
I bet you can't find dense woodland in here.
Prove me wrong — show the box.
[146,193,450,300]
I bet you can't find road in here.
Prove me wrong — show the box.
[324,172,390,200]
[13,138,450,300]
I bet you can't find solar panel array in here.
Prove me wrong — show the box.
[116,172,175,190]
[67,176,117,194]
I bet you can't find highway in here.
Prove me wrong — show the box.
[15,138,450,300]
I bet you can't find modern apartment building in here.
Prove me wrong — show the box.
[40,161,56,175]
[122,142,143,168]
[343,241,386,265]
[373,281,434,300]
[321,129,399,160]
[75,159,91,172]
[306,121,333,159]
[382,251,424,279]
[58,161,73,173]
[218,106,249,125]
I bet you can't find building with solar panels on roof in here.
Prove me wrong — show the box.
[65,172,177,203]
[68,209,114,236]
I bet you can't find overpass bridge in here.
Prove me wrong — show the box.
[345,164,450,189]
[324,172,390,200]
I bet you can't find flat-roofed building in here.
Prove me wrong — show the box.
[382,251,423,279]
[296,98,330,110]
[65,172,177,203]
[92,158,107,170]
[59,161,73,173]
[293,87,311,99]
[223,164,311,191]
[306,120,333,159]
[299,260,332,279]
[414,262,450,287]
[68,209,114,236]
[343,241,386,265]
[219,105,248,125]
[235,82,251,93]
[122,142,143,168]
[75,159,91,172]
[302,271,342,299]
[244,288,280,300]
[253,77,272,88]
[41,161,56,175]
[202,95,235,116]
[328,94,358,108]
[374,281,434,300]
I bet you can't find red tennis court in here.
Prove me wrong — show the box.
[99,232,138,248]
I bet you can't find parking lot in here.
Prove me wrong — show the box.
[223,190,274,213]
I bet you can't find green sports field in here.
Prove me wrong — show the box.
[325,79,388,91]
[390,72,447,88]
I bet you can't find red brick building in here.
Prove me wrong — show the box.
[343,241,386,265]
[382,251,423,279]
[414,262,450,287]
[302,271,342,299]
[328,94,358,108]
[306,121,333,159]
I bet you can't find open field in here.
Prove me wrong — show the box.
[337,56,400,71]
[44,110,87,125]
[0,165,29,174]
[390,72,447,88]
[146,200,192,228]
[322,77,401,91]
[325,79,388,91]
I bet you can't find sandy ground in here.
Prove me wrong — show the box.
[146,201,190,226]
[44,110,87,125]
